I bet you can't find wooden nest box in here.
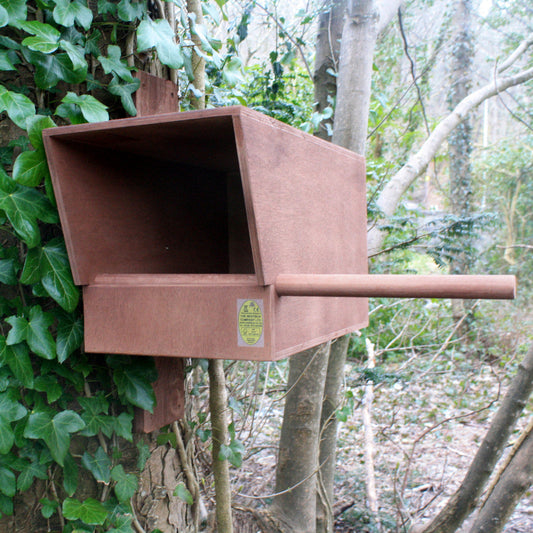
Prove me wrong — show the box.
[43,106,515,362]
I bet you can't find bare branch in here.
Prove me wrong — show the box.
[498,32,533,73]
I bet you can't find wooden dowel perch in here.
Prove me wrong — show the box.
[275,274,516,300]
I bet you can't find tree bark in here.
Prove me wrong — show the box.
[316,335,350,533]
[417,341,533,533]
[269,344,330,532]
[187,0,206,109]
[332,0,380,154]
[208,360,234,533]
[313,0,347,140]
[469,423,533,533]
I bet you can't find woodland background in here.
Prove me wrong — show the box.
[0,0,531,532]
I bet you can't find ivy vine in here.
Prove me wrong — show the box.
[0,0,215,530]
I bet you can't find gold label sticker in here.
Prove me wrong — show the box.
[237,299,264,347]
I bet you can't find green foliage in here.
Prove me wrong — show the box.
[174,482,194,505]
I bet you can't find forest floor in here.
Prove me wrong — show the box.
[224,340,533,532]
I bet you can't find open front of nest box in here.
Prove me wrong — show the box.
[43,106,368,361]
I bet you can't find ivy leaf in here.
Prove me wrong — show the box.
[137,18,184,69]
[63,452,78,496]
[0,6,7,28]
[0,184,58,247]
[0,493,13,516]
[24,410,85,466]
[222,56,244,87]
[0,86,36,129]
[173,482,193,505]
[12,150,48,187]
[53,0,93,31]
[218,438,245,468]
[0,466,15,497]
[117,0,145,22]
[98,45,134,81]
[26,305,56,360]
[83,415,115,438]
[0,392,26,454]
[111,464,138,502]
[5,316,28,345]
[136,441,150,471]
[62,497,107,525]
[5,209,40,247]
[20,21,61,54]
[54,102,85,124]
[20,247,41,285]
[108,75,140,116]
[0,0,26,28]
[114,412,133,442]
[41,239,79,312]
[56,312,83,363]
[0,392,27,423]
[113,366,156,412]
[0,258,17,285]
[82,446,111,483]
[61,92,108,123]
[40,498,59,519]
[0,50,16,71]
[59,40,87,71]
[35,375,62,402]
[0,421,15,455]
[18,460,48,492]
[22,50,87,90]
[0,337,34,388]
[29,114,56,150]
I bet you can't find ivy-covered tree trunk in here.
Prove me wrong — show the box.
[448,0,475,329]
[0,2,201,532]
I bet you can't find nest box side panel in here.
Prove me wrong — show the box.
[234,108,367,284]
[83,275,275,361]
[234,109,369,355]
[273,295,368,359]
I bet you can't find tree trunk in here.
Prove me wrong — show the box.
[208,360,234,533]
[332,0,380,154]
[187,0,206,109]
[312,3,403,531]
[469,423,533,533]
[417,341,533,533]
[448,0,474,328]
[313,0,347,140]
[268,344,330,532]
[316,335,351,533]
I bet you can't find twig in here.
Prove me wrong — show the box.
[397,8,430,136]
[130,498,147,533]
[48,467,65,530]
[254,1,313,78]
[236,456,330,500]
